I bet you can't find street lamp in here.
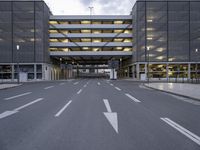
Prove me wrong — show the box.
[147,46,150,83]
[16,45,20,84]
[195,48,199,82]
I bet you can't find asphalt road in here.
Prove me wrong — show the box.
[0,79,199,150]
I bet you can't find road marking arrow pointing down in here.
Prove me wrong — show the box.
[103,99,118,133]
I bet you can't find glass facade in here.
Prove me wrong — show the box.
[133,0,200,63]
[0,1,50,64]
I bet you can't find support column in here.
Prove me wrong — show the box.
[145,63,147,80]
[11,64,14,82]
[166,63,169,82]
[188,63,191,80]
[136,63,140,80]
[34,64,37,81]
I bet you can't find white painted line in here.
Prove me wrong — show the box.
[14,98,44,111]
[0,111,18,119]
[59,83,65,85]
[0,98,44,119]
[77,89,82,94]
[161,118,200,146]
[110,84,114,86]
[73,82,79,85]
[44,86,54,90]
[125,93,141,103]
[115,87,121,91]
[83,84,87,88]
[4,92,32,100]
[98,82,101,85]
[103,99,112,113]
[55,100,72,117]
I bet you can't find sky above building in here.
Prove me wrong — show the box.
[44,0,136,15]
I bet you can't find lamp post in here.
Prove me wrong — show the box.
[16,45,20,84]
[147,46,150,83]
[195,49,199,82]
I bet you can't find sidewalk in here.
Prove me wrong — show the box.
[145,83,200,101]
[0,84,21,90]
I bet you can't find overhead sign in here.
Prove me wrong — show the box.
[108,60,119,69]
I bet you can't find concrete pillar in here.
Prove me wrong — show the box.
[34,64,37,81]
[136,63,140,79]
[145,63,147,80]
[188,63,191,80]
[166,63,169,82]
[11,64,14,82]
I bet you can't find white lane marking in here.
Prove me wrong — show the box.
[103,99,112,112]
[98,82,101,85]
[14,98,44,111]
[0,98,44,119]
[0,111,18,119]
[4,92,32,100]
[77,89,82,94]
[83,84,87,88]
[59,83,65,85]
[73,82,79,85]
[125,93,141,103]
[103,99,118,133]
[115,87,121,91]
[44,86,54,90]
[55,100,72,117]
[110,84,114,86]
[161,118,200,146]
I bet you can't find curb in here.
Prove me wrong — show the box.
[0,84,22,90]
[143,83,200,102]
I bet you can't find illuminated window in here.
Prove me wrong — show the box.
[49,30,59,34]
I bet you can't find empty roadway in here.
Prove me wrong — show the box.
[0,79,199,150]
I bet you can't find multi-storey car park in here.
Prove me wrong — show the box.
[0,0,200,82]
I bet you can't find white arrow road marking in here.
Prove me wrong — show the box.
[161,118,200,146]
[98,82,101,85]
[115,87,121,91]
[125,93,141,103]
[73,82,79,85]
[44,86,54,90]
[0,98,44,119]
[4,92,32,100]
[77,89,82,94]
[103,99,118,133]
[55,100,72,117]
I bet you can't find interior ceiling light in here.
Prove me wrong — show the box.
[124,48,131,51]
[83,47,89,50]
[116,47,123,50]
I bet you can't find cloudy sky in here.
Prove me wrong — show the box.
[44,0,136,15]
